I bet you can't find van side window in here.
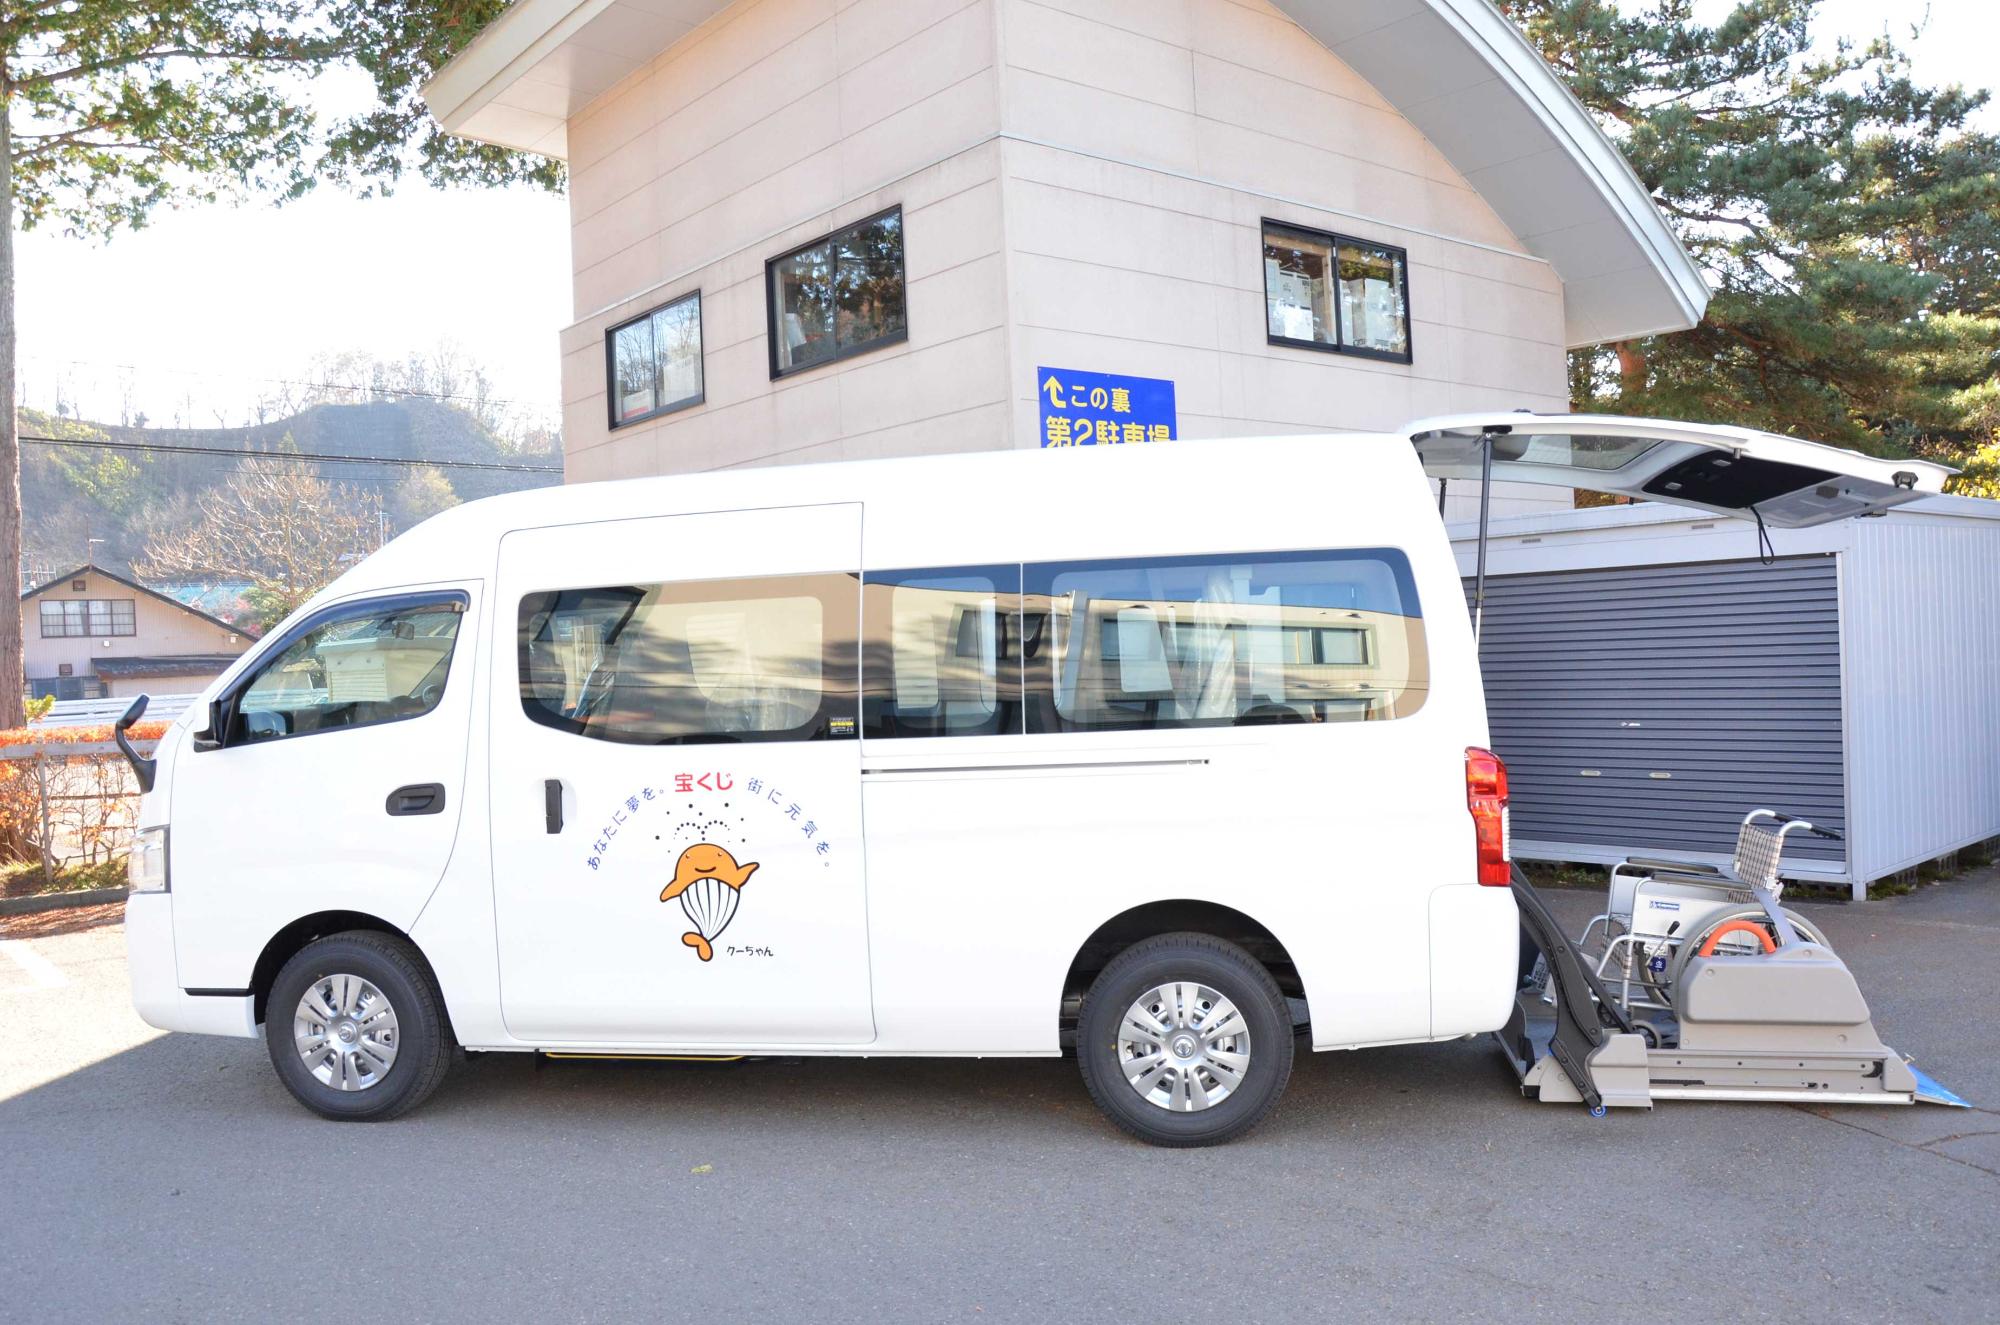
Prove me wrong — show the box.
[517,574,858,745]
[862,566,1022,738]
[231,598,465,745]
[1023,550,1427,732]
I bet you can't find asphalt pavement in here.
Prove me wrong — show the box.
[2,872,1996,1323]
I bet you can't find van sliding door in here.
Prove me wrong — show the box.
[488,504,872,1047]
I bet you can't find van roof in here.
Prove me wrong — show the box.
[325,432,1432,601]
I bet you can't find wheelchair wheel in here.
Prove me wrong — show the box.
[1667,905,1830,994]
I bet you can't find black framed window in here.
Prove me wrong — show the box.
[606,290,704,428]
[40,598,136,638]
[767,206,906,378]
[861,565,1022,738]
[1262,220,1411,363]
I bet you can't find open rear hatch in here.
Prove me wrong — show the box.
[1409,412,1954,527]
[1416,415,1967,1113]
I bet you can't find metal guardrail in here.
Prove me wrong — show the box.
[1,735,156,890]
[0,739,159,761]
[29,693,196,727]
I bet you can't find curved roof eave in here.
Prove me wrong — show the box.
[424,0,1709,346]
[1272,0,1709,347]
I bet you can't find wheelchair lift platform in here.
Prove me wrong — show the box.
[1498,866,1969,1112]
[1409,413,1971,1116]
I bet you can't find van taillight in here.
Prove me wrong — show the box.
[1465,747,1510,886]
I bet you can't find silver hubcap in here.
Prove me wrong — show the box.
[294,974,400,1091]
[1116,982,1251,1112]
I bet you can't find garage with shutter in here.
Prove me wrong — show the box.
[1452,496,2000,898]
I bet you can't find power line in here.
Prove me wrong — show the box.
[20,433,562,475]
[22,355,557,410]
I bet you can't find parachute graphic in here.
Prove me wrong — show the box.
[677,876,740,961]
[660,843,759,962]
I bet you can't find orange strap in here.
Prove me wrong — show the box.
[1697,919,1777,957]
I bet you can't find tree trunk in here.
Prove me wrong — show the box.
[0,70,23,729]
[1614,339,1648,398]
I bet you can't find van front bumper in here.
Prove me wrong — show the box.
[126,892,258,1039]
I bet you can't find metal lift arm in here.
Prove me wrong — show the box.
[1505,863,1633,1108]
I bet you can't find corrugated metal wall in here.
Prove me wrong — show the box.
[1841,519,2000,882]
[1470,555,1847,874]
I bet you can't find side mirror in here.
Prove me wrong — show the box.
[241,709,289,742]
[192,697,224,753]
[113,694,157,793]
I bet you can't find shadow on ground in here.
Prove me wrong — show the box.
[1,872,1995,1322]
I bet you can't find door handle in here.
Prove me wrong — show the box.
[544,779,564,834]
[386,783,446,817]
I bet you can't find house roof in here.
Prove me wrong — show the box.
[91,655,246,678]
[422,0,1707,347]
[21,564,249,638]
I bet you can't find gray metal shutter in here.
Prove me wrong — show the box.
[1469,555,1845,867]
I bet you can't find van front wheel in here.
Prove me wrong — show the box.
[1077,933,1293,1147]
[266,932,454,1121]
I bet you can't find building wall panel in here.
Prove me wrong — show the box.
[1843,517,2000,882]
[558,0,1573,501]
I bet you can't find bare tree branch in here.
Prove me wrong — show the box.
[138,457,378,626]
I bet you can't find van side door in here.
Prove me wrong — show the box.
[488,504,873,1047]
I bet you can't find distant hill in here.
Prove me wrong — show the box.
[21,398,561,584]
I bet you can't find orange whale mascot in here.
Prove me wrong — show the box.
[661,843,759,961]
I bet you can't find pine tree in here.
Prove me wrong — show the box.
[1502,1,2000,478]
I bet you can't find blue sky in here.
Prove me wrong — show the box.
[13,1,1998,435]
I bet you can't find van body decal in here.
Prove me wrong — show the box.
[581,770,838,963]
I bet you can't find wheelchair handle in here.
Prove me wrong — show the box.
[1752,809,1842,842]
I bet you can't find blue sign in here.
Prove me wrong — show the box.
[1037,366,1176,448]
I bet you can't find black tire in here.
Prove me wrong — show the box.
[1076,932,1294,1147]
[265,931,455,1121]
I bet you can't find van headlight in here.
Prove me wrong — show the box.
[128,826,169,894]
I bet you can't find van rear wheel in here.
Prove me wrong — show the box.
[1077,933,1293,1147]
[266,932,454,1121]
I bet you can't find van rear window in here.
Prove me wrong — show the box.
[517,574,858,744]
[1023,550,1427,732]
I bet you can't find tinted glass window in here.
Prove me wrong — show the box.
[232,599,464,744]
[1264,224,1336,345]
[1335,239,1409,357]
[862,565,1022,738]
[769,207,906,377]
[1024,550,1427,732]
[519,574,858,745]
[1264,221,1411,362]
[1489,432,1660,471]
[608,290,703,426]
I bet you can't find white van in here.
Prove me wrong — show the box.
[123,416,1945,1145]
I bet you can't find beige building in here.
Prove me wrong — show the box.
[21,566,252,701]
[425,0,1707,517]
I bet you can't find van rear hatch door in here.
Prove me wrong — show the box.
[1408,413,1954,527]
